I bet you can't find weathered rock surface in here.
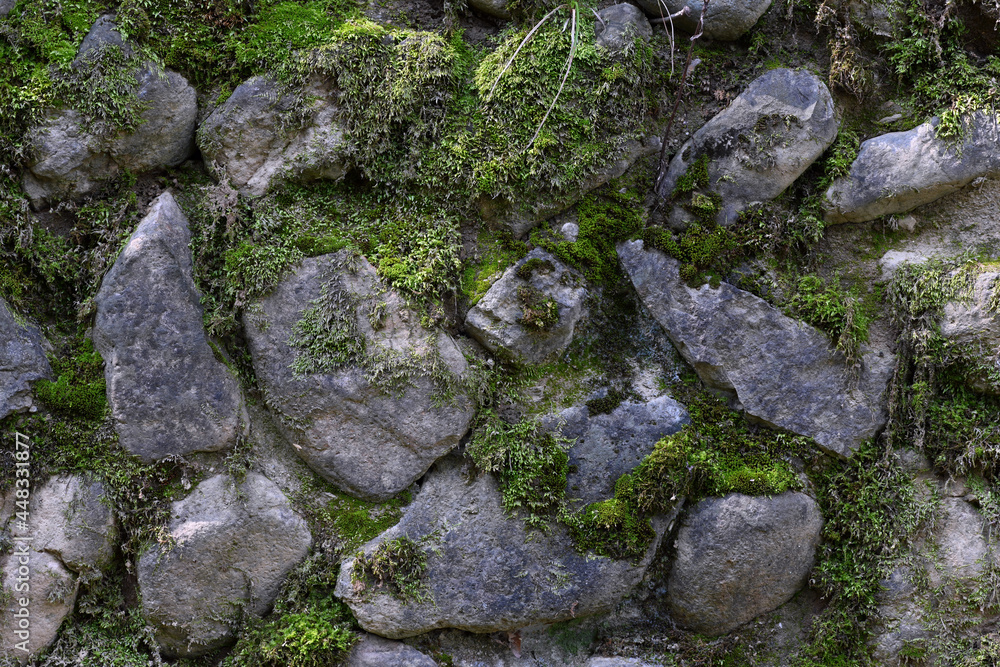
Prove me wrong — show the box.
[346,634,438,667]
[636,0,773,41]
[824,112,1000,224]
[666,492,823,636]
[76,13,133,60]
[94,192,245,462]
[0,0,15,18]
[0,475,117,663]
[22,17,196,208]
[481,137,657,238]
[618,240,894,457]
[657,68,837,228]
[468,0,511,19]
[939,270,999,345]
[138,473,311,657]
[542,394,690,504]
[466,249,588,365]
[198,75,347,196]
[244,250,474,501]
[335,456,678,638]
[0,299,52,420]
[595,4,652,51]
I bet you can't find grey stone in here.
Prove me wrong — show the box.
[877,250,931,278]
[0,0,14,17]
[480,136,657,238]
[635,0,773,41]
[29,475,117,580]
[543,394,690,505]
[198,75,347,197]
[466,249,588,365]
[657,68,837,228]
[666,492,823,636]
[824,112,1000,224]
[23,16,196,208]
[595,4,652,51]
[0,550,77,664]
[0,298,52,420]
[939,271,1000,346]
[243,251,474,501]
[138,473,312,658]
[94,192,245,462]
[618,240,894,457]
[335,457,678,638]
[468,0,511,19]
[346,634,437,667]
[560,222,579,242]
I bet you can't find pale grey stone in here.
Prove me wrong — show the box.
[346,634,437,667]
[635,0,773,41]
[0,299,52,420]
[595,4,652,51]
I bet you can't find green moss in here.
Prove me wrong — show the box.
[353,536,429,602]
[461,229,528,306]
[641,222,739,287]
[585,389,627,416]
[34,338,107,421]
[515,257,554,281]
[671,153,711,198]
[317,491,411,552]
[788,274,872,365]
[517,285,559,331]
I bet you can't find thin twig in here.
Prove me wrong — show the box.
[655,0,711,193]
[486,4,566,103]
[528,6,577,150]
[651,5,688,75]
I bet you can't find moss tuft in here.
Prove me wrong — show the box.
[353,536,429,602]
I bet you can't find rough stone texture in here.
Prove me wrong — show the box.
[244,251,474,501]
[468,0,511,19]
[635,0,773,40]
[138,473,312,658]
[618,240,895,457]
[29,475,117,580]
[657,68,837,228]
[76,13,132,59]
[0,298,52,420]
[666,492,823,636]
[542,394,690,504]
[466,249,588,365]
[939,271,999,345]
[345,634,438,667]
[0,0,14,17]
[336,456,678,638]
[595,4,652,51]
[480,136,657,237]
[23,16,196,208]
[0,550,77,664]
[824,112,1000,224]
[94,192,245,462]
[198,75,347,196]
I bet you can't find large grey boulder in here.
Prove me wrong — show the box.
[635,0,773,41]
[657,68,837,228]
[824,112,1000,224]
[198,75,347,196]
[666,492,823,636]
[335,457,678,638]
[138,473,311,658]
[618,240,894,457]
[466,250,588,365]
[0,475,117,663]
[22,17,196,208]
[543,394,690,504]
[595,4,653,51]
[244,251,474,501]
[345,634,437,667]
[94,192,245,462]
[0,298,52,420]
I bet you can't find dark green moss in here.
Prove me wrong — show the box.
[352,536,429,602]
[585,389,627,416]
[517,285,560,331]
[515,257,554,281]
[671,153,711,198]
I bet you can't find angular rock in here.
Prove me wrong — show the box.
[618,240,894,457]
[22,17,196,208]
[30,475,117,580]
[466,249,588,365]
[635,0,773,41]
[657,68,837,228]
[666,492,823,636]
[94,192,245,462]
[335,457,677,638]
[481,136,657,238]
[244,250,474,501]
[198,75,347,196]
[346,634,437,667]
[468,0,511,19]
[0,298,52,420]
[824,112,1000,224]
[940,270,1000,346]
[0,550,77,664]
[138,473,312,658]
[595,4,652,51]
[0,0,14,17]
[543,394,690,504]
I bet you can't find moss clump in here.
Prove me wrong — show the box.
[468,410,569,529]
[566,387,804,560]
[585,389,627,416]
[788,274,872,365]
[317,490,412,552]
[353,536,429,602]
[34,338,106,421]
[517,285,560,331]
[641,222,739,287]
[515,257,555,281]
[461,229,528,306]
[671,153,711,198]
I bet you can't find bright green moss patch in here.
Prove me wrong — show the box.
[461,228,528,306]
[35,338,107,421]
[671,153,711,198]
[353,536,429,602]
[788,274,872,365]
[317,490,411,552]
[641,222,738,287]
